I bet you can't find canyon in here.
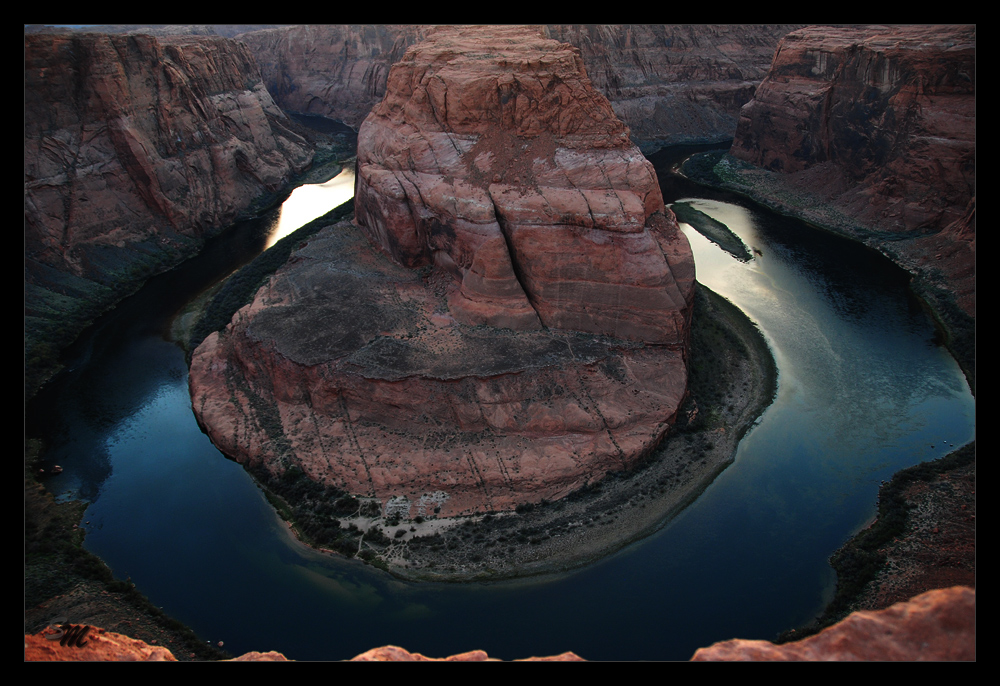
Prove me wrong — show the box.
[237,24,802,150]
[25,24,975,661]
[24,32,314,393]
[721,24,976,365]
[188,25,696,519]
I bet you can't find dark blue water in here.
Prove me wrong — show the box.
[27,149,974,660]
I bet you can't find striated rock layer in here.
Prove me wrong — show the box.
[190,26,695,519]
[354,25,694,344]
[730,25,975,237]
[25,32,313,284]
[692,586,975,661]
[238,24,801,147]
[545,24,803,147]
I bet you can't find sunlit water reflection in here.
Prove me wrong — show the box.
[265,167,356,249]
[27,157,973,661]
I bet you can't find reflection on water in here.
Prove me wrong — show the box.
[26,160,974,660]
[265,167,355,249]
[675,197,972,466]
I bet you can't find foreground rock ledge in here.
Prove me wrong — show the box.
[190,25,694,519]
[693,586,975,661]
[25,587,973,661]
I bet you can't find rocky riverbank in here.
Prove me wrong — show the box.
[681,150,975,391]
[709,25,975,389]
[777,442,976,643]
[242,281,776,581]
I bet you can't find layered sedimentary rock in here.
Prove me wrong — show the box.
[545,24,803,146]
[354,25,693,343]
[730,25,975,236]
[25,32,313,283]
[692,586,975,661]
[727,25,976,325]
[190,26,695,518]
[237,24,800,147]
[237,25,430,129]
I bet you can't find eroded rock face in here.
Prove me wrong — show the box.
[24,32,313,284]
[730,25,975,236]
[354,25,694,344]
[545,24,803,147]
[237,25,430,129]
[190,222,690,518]
[238,24,801,147]
[190,26,694,518]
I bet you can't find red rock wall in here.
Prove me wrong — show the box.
[238,24,801,147]
[236,25,430,129]
[190,26,695,518]
[729,25,976,235]
[354,25,695,345]
[24,33,314,282]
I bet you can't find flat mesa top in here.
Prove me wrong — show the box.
[246,223,638,379]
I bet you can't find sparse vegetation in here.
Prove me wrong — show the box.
[775,442,976,643]
[24,439,229,660]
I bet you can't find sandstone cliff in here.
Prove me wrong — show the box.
[24,32,313,392]
[730,25,975,237]
[189,26,695,520]
[545,24,802,147]
[237,24,801,148]
[354,25,694,343]
[236,25,430,130]
[720,24,975,366]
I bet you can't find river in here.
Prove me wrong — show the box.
[25,146,974,661]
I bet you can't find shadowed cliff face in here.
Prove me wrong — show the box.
[190,26,695,519]
[25,33,313,283]
[24,32,316,394]
[237,24,802,147]
[730,25,975,236]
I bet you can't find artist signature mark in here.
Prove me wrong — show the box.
[44,618,91,648]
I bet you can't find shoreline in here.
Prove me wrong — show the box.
[676,150,976,640]
[250,281,777,583]
[777,442,976,643]
[679,151,975,393]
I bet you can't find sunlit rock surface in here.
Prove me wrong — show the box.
[25,587,973,661]
[190,26,694,518]
[692,586,975,661]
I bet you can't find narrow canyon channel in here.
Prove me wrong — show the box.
[25,145,975,661]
